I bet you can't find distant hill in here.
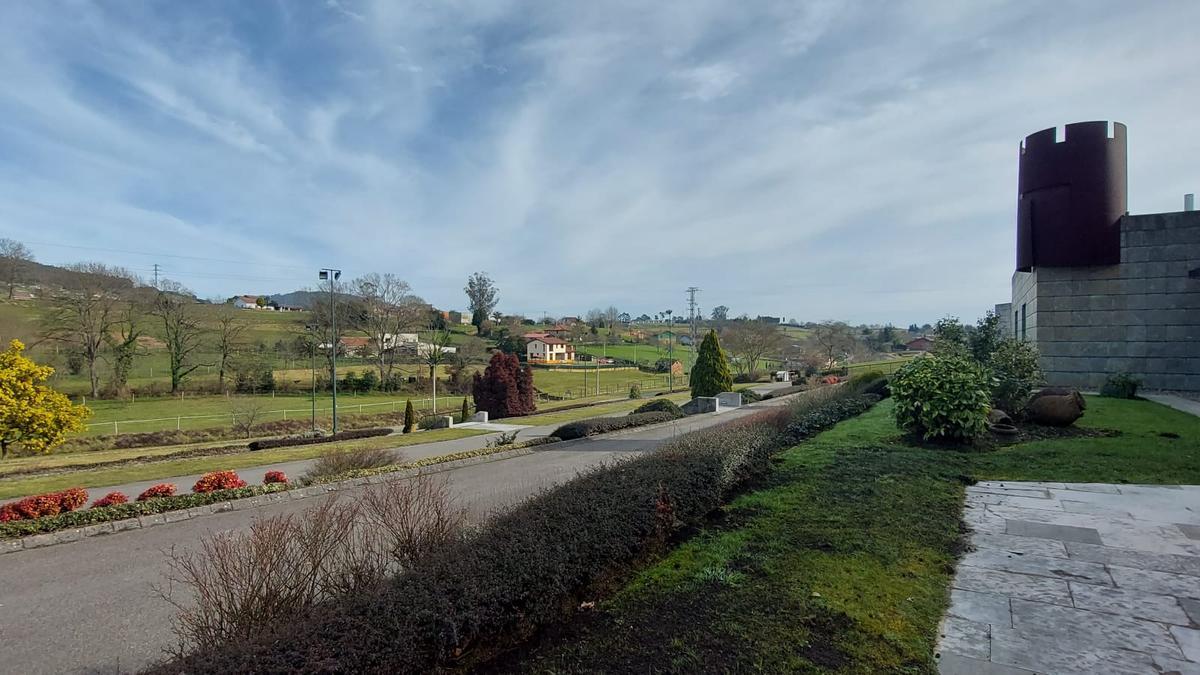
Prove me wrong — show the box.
[266,290,322,309]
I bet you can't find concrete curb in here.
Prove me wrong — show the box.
[0,447,534,556]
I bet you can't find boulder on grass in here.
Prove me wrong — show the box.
[1026,390,1086,426]
[1028,387,1086,409]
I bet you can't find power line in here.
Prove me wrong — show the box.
[15,239,313,271]
[686,286,700,372]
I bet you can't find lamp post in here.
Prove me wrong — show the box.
[319,268,342,433]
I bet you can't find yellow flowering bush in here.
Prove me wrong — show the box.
[0,339,91,459]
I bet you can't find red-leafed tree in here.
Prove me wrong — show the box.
[472,352,536,419]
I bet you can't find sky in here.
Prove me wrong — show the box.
[0,1,1197,325]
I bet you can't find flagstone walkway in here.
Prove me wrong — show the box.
[938,481,1200,675]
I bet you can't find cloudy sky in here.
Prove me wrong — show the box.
[0,1,1196,324]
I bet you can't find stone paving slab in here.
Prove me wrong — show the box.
[938,482,1200,675]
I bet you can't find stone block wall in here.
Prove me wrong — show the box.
[1012,211,1200,391]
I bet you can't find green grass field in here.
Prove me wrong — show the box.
[531,368,683,399]
[510,396,1200,671]
[575,341,695,367]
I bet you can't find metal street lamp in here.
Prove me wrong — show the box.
[319,268,342,433]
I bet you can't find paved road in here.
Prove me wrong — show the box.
[0,402,782,674]
[62,421,554,505]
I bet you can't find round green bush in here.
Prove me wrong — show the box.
[890,354,990,442]
[989,339,1042,413]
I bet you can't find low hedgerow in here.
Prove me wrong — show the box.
[418,415,451,430]
[248,427,391,451]
[552,411,678,440]
[631,398,686,417]
[737,388,764,403]
[0,483,290,540]
[306,445,526,485]
[156,389,879,673]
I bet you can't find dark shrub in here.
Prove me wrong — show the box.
[848,370,889,398]
[156,391,878,673]
[631,399,685,417]
[248,428,391,451]
[418,415,451,430]
[552,411,677,440]
[1100,372,1141,399]
[737,388,764,403]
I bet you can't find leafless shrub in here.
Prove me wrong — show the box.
[163,474,465,651]
[228,397,269,438]
[302,446,398,483]
[359,474,467,567]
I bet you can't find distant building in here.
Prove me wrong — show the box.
[448,310,471,325]
[339,336,371,356]
[527,337,576,364]
[233,295,260,309]
[905,336,934,352]
[756,316,781,324]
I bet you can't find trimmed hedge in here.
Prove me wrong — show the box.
[631,398,686,417]
[0,483,290,540]
[156,390,879,673]
[248,427,391,451]
[552,411,678,441]
[307,445,527,485]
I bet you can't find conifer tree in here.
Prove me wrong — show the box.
[460,397,471,422]
[690,330,733,398]
[402,399,415,434]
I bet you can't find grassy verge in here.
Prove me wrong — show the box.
[0,428,487,499]
[514,393,692,427]
[509,396,1199,672]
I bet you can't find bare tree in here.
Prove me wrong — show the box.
[310,279,354,381]
[228,397,268,438]
[41,263,135,398]
[422,327,455,413]
[464,272,498,328]
[106,289,153,397]
[0,239,34,300]
[721,321,786,376]
[351,273,426,384]
[808,321,858,369]
[214,313,248,392]
[152,281,208,393]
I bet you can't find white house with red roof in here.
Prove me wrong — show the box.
[526,336,575,363]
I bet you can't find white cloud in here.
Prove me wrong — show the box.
[0,1,1197,323]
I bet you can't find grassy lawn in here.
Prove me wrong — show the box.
[512,396,1200,672]
[575,342,696,367]
[532,368,679,399]
[0,427,487,499]
[514,392,693,428]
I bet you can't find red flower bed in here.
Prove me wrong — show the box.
[137,483,177,501]
[92,492,129,509]
[263,470,288,485]
[0,488,89,522]
[193,471,247,494]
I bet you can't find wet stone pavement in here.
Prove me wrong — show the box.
[938,481,1200,675]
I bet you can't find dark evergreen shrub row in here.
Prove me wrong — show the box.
[552,411,680,440]
[155,390,878,674]
[247,427,391,451]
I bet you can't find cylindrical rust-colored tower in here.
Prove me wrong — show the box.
[1016,121,1127,271]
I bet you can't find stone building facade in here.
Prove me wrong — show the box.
[1000,121,1200,392]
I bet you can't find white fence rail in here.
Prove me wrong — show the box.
[84,375,689,436]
